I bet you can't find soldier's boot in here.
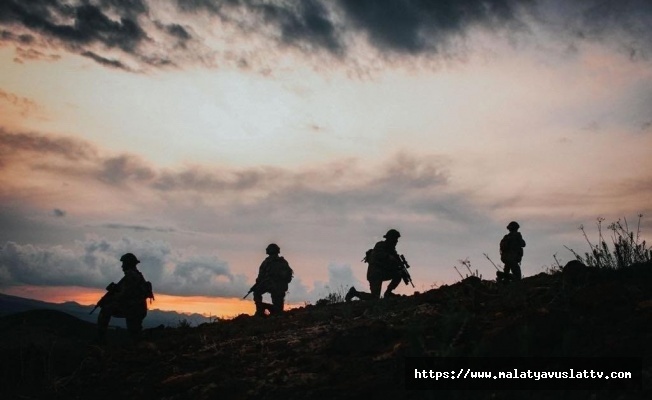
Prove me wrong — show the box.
[269,303,283,316]
[254,302,266,317]
[345,286,358,302]
[383,277,401,298]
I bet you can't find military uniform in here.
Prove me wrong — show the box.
[347,229,403,301]
[97,253,148,342]
[253,244,293,316]
[499,222,526,281]
[366,239,403,296]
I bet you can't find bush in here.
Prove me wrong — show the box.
[565,214,652,269]
[315,286,347,306]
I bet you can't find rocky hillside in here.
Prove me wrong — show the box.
[2,262,652,399]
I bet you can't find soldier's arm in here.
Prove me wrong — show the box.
[256,259,269,283]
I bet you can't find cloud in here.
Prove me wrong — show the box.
[286,262,362,303]
[100,223,176,233]
[80,50,133,70]
[2,1,651,71]
[337,0,526,55]
[0,128,450,200]
[562,0,652,57]
[98,154,156,185]
[177,0,342,53]
[0,236,250,297]
[0,128,97,162]
[0,90,42,117]
[0,0,179,71]
[52,208,66,217]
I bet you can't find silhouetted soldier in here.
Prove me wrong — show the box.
[346,229,403,301]
[97,253,149,343]
[498,221,526,282]
[252,244,293,316]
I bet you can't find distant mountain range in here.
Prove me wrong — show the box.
[0,292,212,328]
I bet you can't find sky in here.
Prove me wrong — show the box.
[1,0,651,317]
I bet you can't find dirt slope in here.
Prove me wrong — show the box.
[2,262,652,400]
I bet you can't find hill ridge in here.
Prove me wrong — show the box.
[2,262,652,399]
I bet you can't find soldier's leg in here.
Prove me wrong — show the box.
[97,307,112,343]
[384,276,402,297]
[503,262,512,276]
[270,291,285,314]
[512,263,522,280]
[345,286,358,302]
[369,280,382,300]
[125,316,143,341]
[253,291,266,316]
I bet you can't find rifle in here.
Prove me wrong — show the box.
[243,277,271,299]
[89,282,117,314]
[243,282,258,299]
[398,254,415,288]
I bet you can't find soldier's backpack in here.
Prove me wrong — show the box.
[136,270,155,303]
[142,280,155,303]
[273,257,294,284]
[362,248,374,263]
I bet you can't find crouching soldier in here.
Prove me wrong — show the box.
[96,253,150,343]
[346,229,404,301]
[251,243,293,316]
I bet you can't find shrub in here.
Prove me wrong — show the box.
[315,285,347,306]
[565,214,652,269]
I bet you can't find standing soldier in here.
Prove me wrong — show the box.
[96,253,150,343]
[346,229,404,301]
[498,221,526,282]
[251,243,293,316]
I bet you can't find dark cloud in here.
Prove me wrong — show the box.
[2,0,652,71]
[156,22,192,41]
[0,1,146,50]
[337,0,526,54]
[0,0,176,70]
[80,50,131,70]
[52,208,66,217]
[0,128,97,161]
[0,30,35,45]
[98,154,156,185]
[547,0,652,59]
[177,0,342,53]
[255,0,342,53]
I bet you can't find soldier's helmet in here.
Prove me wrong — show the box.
[507,221,520,231]
[120,253,140,265]
[266,243,281,255]
[384,229,401,240]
